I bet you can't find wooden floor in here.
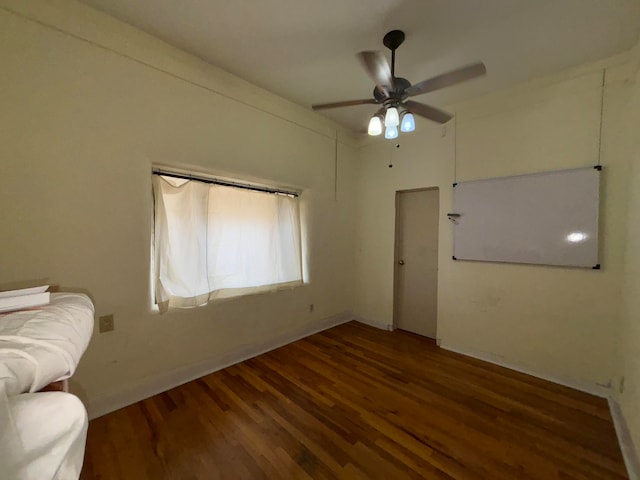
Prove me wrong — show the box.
[81,322,627,479]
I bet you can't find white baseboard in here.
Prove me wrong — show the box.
[439,343,610,398]
[609,397,640,480]
[86,311,353,419]
[352,315,393,331]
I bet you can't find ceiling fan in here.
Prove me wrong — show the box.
[312,30,486,138]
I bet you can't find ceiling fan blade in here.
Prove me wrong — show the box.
[357,51,394,96]
[405,62,486,97]
[405,100,453,124]
[312,98,378,110]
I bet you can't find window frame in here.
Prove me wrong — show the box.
[151,168,305,312]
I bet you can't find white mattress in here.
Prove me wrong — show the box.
[0,293,94,396]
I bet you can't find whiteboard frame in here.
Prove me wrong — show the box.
[451,165,602,269]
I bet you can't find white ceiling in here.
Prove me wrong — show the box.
[79,0,640,131]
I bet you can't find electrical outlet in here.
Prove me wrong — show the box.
[309,304,314,313]
[99,314,115,333]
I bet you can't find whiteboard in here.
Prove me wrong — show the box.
[452,167,600,268]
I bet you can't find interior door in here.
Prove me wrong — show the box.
[395,188,439,339]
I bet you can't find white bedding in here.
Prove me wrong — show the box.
[0,292,94,480]
[0,293,94,396]
[0,389,88,480]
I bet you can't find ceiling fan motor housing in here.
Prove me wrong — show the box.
[373,77,411,104]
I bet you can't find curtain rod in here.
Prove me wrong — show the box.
[152,169,300,197]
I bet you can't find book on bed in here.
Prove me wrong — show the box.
[0,285,50,313]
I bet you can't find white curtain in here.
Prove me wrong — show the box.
[152,175,303,312]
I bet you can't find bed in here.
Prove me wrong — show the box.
[0,292,94,480]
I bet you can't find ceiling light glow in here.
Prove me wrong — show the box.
[367,116,382,136]
[401,112,415,132]
[385,125,399,139]
[384,107,400,127]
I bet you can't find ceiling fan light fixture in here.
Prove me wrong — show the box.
[311,31,485,137]
[401,112,415,132]
[384,107,400,127]
[367,115,383,136]
[385,125,399,139]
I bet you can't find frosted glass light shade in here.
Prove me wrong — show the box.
[401,112,415,132]
[367,116,383,136]
[384,107,400,127]
[385,125,399,139]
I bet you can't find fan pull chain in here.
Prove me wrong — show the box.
[389,143,400,168]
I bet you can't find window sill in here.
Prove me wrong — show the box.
[152,280,306,313]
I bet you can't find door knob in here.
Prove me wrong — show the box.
[398,260,405,265]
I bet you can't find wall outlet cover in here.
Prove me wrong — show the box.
[99,314,115,333]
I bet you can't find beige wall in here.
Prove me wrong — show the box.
[618,64,640,458]
[354,60,637,394]
[0,1,357,416]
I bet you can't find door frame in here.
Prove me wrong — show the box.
[392,186,440,335]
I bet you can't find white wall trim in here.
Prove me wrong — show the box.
[609,397,640,480]
[352,315,393,331]
[86,312,353,419]
[439,342,610,398]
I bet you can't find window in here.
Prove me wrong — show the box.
[152,173,303,312]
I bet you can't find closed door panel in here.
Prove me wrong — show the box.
[395,188,439,339]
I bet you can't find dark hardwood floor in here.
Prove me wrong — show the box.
[80,321,627,479]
